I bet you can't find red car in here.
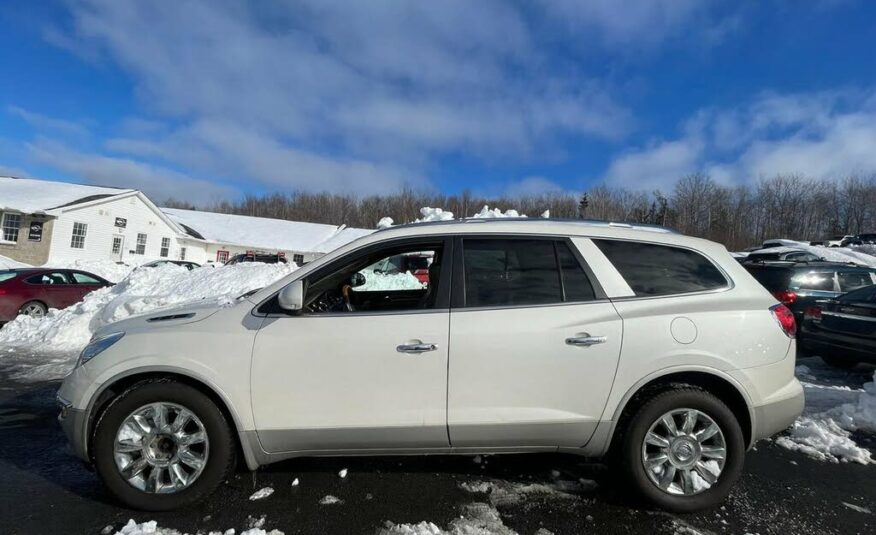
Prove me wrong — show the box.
[0,268,112,324]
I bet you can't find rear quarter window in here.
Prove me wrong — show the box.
[593,239,728,297]
[0,272,17,283]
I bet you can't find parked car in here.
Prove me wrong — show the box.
[0,268,112,323]
[857,233,876,245]
[798,284,876,368]
[743,261,876,323]
[224,252,288,265]
[741,250,823,263]
[58,220,803,513]
[821,234,860,247]
[138,260,201,270]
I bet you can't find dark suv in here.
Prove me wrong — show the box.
[225,252,288,265]
[743,261,876,323]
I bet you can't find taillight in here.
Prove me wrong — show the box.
[770,304,797,338]
[803,306,822,321]
[772,290,797,305]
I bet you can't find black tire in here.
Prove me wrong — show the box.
[92,379,235,511]
[18,300,47,318]
[619,387,745,513]
[821,355,858,369]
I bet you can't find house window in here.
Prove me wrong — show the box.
[160,237,171,258]
[136,233,147,255]
[111,236,123,254]
[179,247,187,260]
[292,254,305,264]
[216,250,229,263]
[70,222,88,249]
[1,213,21,242]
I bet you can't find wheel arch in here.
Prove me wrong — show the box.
[606,369,754,455]
[84,368,259,470]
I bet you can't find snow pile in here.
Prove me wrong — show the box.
[377,217,395,229]
[382,503,514,535]
[0,253,29,269]
[356,269,424,291]
[775,362,875,464]
[0,263,296,379]
[415,207,455,222]
[249,487,274,500]
[469,205,524,219]
[112,518,283,535]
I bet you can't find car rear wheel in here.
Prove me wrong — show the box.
[19,301,47,318]
[619,387,745,512]
[92,379,235,510]
[821,355,858,369]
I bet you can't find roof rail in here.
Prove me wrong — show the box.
[377,217,678,234]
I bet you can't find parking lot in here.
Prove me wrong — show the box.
[1,358,873,535]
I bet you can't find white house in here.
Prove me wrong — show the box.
[1,176,185,265]
[1,176,372,267]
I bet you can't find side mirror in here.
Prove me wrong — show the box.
[278,280,304,312]
[350,272,366,288]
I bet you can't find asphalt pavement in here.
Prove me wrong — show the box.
[0,373,874,535]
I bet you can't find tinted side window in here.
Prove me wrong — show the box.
[837,271,873,292]
[557,242,595,302]
[26,272,70,285]
[594,239,727,296]
[791,272,835,291]
[463,239,562,307]
[71,272,101,284]
[744,267,791,291]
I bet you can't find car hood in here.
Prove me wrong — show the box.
[93,299,229,338]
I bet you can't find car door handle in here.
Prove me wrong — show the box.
[565,333,607,347]
[396,341,438,354]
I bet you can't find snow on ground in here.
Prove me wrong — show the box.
[383,478,593,535]
[0,262,296,381]
[112,518,284,535]
[0,253,29,269]
[775,358,876,464]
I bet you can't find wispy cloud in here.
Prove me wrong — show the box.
[8,105,90,137]
[601,89,876,190]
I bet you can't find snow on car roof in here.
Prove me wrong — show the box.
[0,176,133,213]
[162,207,372,253]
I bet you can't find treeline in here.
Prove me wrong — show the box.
[164,173,876,250]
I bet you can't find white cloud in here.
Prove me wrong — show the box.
[602,89,876,190]
[28,139,237,204]
[8,106,90,137]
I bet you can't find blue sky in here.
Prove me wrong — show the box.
[1,1,876,204]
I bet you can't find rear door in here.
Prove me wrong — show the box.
[447,236,623,448]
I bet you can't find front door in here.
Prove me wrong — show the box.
[447,237,623,448]
[112,235,125,262]
[250,237,453,453]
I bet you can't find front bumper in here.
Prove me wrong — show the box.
[752,380,805,441]
[56,393,89,464]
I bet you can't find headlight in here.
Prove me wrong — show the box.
[77,332,125,368]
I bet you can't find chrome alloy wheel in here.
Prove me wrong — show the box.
[113,402,209,494]
[641,408,726,496]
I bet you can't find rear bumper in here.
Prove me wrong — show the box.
[752,381,804,441]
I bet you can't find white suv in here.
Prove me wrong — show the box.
[57,219,803,512]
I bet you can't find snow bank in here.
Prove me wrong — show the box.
[0,254,29,269]
[0,263,296,380]
[775,361,875,464]
[379,205,538,228]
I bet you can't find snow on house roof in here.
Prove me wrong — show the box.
[0,176,134,213]
[162,207,373,254]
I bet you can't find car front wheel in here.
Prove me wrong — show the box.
[620,387,745,512]
[92,379,235,510]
